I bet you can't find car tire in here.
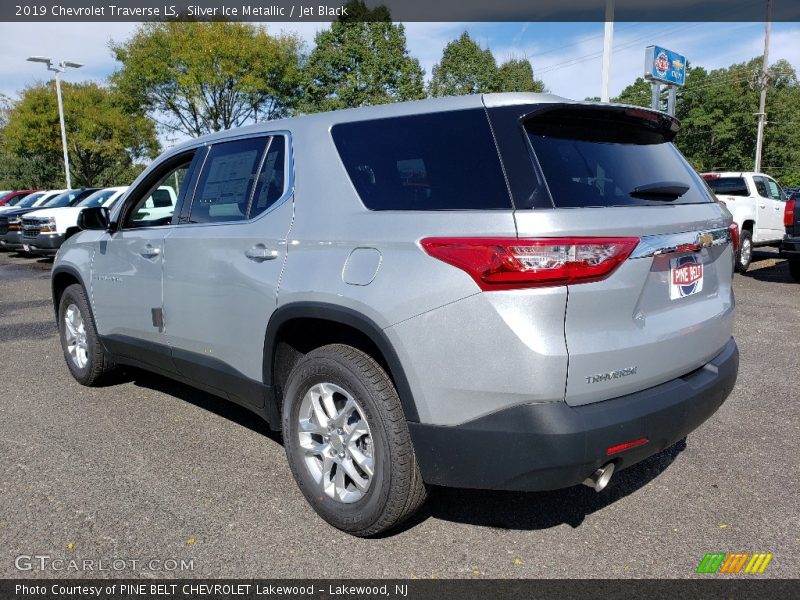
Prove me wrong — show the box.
[789,259,800,282]
[282,343,427,537]
[736,230,753,273]
[58,283,116,386]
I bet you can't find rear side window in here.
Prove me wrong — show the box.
[332,109,511,210]
[525,112,711,208]
[190,138,268,223]
[249,136,287,218]
[705,177,750,197]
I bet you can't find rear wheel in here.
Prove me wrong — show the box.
[282,344,426,536]
[58,283,116,385]
[736,230,753,273]
[789,259,800,282]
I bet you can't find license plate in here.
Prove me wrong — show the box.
[670,256,704,299]
[22,244,30,252]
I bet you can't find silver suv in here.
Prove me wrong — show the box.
[52,93,739,536]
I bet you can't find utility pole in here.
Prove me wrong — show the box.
[754,0,772,173]
[600,0,615,102]
[26,56,83,189]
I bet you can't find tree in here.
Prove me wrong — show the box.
[299,1,424,113]
[613,77,653,108]
[496,58,545,93]
[429,32,498,97]
[110,22,303,137]
[0,82,159,188]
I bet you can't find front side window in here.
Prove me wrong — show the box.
[124,159,193,228]
[765,178,783,201]
[188,138,269,224]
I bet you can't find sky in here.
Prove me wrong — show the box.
[1,20,798,111]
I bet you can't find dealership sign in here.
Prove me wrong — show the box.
[644,46,686,86]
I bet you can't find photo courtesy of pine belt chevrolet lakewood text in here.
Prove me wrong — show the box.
[51,93,739,536]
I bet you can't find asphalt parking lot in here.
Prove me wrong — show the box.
[1,248,798,579]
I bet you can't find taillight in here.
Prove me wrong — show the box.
[420,237,640,290]
[785,199,796,228]
[728,222,739,253]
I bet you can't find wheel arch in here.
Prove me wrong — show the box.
[263,302,420,428]
[51,265,88,318]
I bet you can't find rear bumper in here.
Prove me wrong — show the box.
[780,236,800,257]
[409,337,738,491]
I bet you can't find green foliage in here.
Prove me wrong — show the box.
[0,82,159,188]
[299,1,424,113]
[674,58,800,185]
[613,59,800,187]
[496,58,545,93]
[612,77,653,108]
[110,21,303,136]
[429,32,498,96]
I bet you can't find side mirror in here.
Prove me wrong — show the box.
[78,206,110,231]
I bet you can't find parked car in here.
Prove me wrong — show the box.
[22,187,128,256]
[702,172,788,272]
[781,192,800,281]
[0,189,38,207]
[53,94,738,536]
[0,190,63,214]
[0,189,97,252]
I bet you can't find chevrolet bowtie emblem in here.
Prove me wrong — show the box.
[697,232,714,248]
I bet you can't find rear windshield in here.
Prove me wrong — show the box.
[705,177,750,197]
[332,109,511,210]
[525,115,711,208]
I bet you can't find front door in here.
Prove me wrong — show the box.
[90,152,199,370]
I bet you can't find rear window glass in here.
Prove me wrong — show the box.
[705,177,750,197]
[332,109,511,210]
[527,128,712,208]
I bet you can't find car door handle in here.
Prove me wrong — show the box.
[759,203,766,208]
[245,244,279,262]
[139,244,160,258]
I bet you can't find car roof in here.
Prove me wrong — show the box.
[167,92,572,155]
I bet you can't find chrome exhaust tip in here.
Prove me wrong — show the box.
[583,462,615,492]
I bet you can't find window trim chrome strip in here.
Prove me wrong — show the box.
[630,227,731,259]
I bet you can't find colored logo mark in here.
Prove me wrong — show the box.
[696,552,773,574]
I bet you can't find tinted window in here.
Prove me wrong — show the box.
[189,138,268,223]
[753,177,769,198]
[527,129,712,208]
[249,136,287,218]
[705,177,750,197]
[78,189,119,208]
[42,189,90,208]
[332,110,511,210]
[13,192,44,207]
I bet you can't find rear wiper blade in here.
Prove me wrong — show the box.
[629,181,690,200]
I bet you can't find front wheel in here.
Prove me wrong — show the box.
[736,230,753,273]
[58,283,116,385]
[282,344,426,536]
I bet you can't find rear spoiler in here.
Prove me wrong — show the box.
[520,103,681,144]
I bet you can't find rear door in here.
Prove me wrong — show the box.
[490,103,735,406]
[162,134,293,408]
[752,176,783,242]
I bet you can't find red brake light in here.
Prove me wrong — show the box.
[420,237,640,290]
[606,437,649,456]
[728,222,740,253]
[785,199,796,228]
[702,173,721,180]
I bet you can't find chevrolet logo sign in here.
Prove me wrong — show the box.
[697,232,714,248]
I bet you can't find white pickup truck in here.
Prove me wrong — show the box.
[702,172,789,272]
